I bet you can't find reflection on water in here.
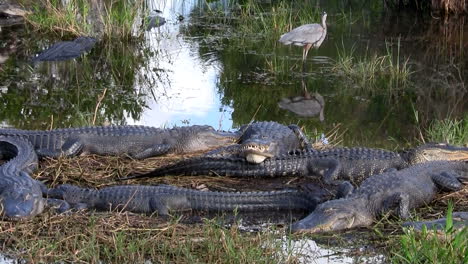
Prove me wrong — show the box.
[0,0,466,144]
[0,254,16,264]
[278,79,325,120]
[278,237,385,264]
[129,0,233,129]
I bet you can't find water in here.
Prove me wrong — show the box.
[1,0,466,147]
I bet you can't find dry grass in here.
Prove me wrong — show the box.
[1,152,304,262]
[431,0,467,14]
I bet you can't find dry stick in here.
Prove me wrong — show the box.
[48,114,54,130]
[92,87,108,125]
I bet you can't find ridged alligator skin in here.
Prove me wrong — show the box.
[0,136,44,219]
[290,161,468,233]
[47,184,320,215]
[126,143,468,184]
[0,125,238,159]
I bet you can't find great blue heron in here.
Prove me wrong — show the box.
[279,11,327,62]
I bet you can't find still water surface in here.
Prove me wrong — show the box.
[0,0,467,146]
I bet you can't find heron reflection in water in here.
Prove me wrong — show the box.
[278,78,325,121]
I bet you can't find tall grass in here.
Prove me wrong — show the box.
[425,115,468,145]
[22,0,145,39]
[332,41,412,92]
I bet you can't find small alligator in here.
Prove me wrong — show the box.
[124,143,468,184]
[46,184,320,216]
[402,212,468,232]
[0,125,238,159]
[205,121,311,163]
[0,136,63,220]
[31,36,97,62]
[290,161,468,233]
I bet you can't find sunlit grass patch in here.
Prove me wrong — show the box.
[332,41,413,92]
[21,0,145,39]
[391,204,468,264]
[425,115,468,146]
[0,211,287,263]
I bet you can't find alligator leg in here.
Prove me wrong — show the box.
[149,195,191,216]
[287,125,311,148]
[308,158,341,184]
[46,198,72,213]
[382,192,411,219]
[36,137,84,158]
[131,144,172,159]
[336,181,354,198]
[431,171,463,191]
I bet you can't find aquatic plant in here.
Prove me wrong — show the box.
[21,0,145,39]
[332,40,412,93]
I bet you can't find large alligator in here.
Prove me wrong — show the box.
[290,161,468,233]
[205,121,311,163]
[0,125,238,159]
[124,143,468,184]
[46,184,320,216]
[0,136,64,220]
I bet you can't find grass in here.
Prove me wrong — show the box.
[332,40,413,93]
[425,115,468,146]
[1,212,284,263]
[21,0,146,39]
[391,203,468,264]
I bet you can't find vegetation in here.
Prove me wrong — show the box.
[425,115,468,145]
[391,203,468,264]
[332,41,413,93]
[1,212,286,263]
[21,0,146,39]
[384,0,468,15]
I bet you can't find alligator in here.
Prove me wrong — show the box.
[205,121,311,163]
[0,136,67,220]
[402,212,468,232]
[0,125,238,159]
[46,184,321,216]
[31,36,97,62]
[290,161,468,233]
[123,143,468,184]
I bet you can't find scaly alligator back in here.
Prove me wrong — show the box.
[0,136,45,220]
[290,161,468,233]
[127,148,407,184]
[0,125,238,159]
[47,184,319,215]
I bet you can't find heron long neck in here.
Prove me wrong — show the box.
[321,15,327,29]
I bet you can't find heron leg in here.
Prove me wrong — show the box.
[303,44,312,61]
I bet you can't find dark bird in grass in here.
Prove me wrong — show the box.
[31,36,97,62]
[279,11,327,62]
[146,9,166,31]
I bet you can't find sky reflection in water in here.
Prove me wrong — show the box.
[128,0,234,130]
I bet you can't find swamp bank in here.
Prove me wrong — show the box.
[0,0,467,263]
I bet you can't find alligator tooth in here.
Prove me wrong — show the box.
[246,154,267,163]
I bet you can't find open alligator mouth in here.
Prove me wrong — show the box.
[241,143,276,163]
